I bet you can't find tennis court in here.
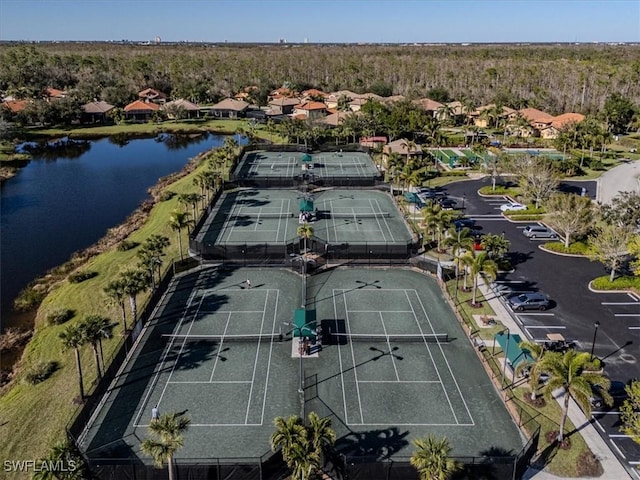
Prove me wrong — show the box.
[233,150,379,181]
[80,267,524,465]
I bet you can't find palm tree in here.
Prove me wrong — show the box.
[466,251,498,305]
[541,350,611,442]
[480,232,510,260]
[79,314,112,379]
[169,209,194,261]
[141,412,191,480]
[297,223,314,254]
[178,192,202,222]
[270,415,307,465]
[104,278,128,331]
[515,341,547,401]
[137,234,170,289]
[59,324,86,401]
[306,411,336,466]
[410,435,462,480]
[445,226,475,289]
[119,267,150,322]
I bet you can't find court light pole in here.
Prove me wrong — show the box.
[590,321,600,361]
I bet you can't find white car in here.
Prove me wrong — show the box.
[500,202,527,212]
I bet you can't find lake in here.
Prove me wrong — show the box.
[0,133,237,324]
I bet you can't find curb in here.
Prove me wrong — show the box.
[537,245,588,258]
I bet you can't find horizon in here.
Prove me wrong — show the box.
[0,0,638,44]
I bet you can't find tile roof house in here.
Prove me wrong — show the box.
[233,85,258,101]
[268,97,300,115]
[81,101,115,123]
[162,99,201,119]
[2,99,29,114]
[381,95,406,104]
[325,90,360,109]
[46,87,67,99]
[516,108,555,128]
[470,104,516,128]
[539,112,586,139]
[348,97,369,112]
[413,98,444,117]
[301,88,328,101]
[138,88,167,104]
[124,100,160,121]
[322,111,352,127]
[205,98,249,119]
[292,101,328,120]
[383,138,423,157]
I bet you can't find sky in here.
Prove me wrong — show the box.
[0,0,638,44]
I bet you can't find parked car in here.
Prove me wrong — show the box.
[507,292,550,311]
[437,198,457,209]
[500,202,527,212]
[453,218,476,231]
[522,225,558,239]
[590,381,629,409]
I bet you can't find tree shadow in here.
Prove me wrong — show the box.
[335,426,410,460]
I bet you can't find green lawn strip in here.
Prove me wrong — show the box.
[511,387,590,477]
[0,156,216,465]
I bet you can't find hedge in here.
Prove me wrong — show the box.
[542,241,590,255]
[591,275,640,291]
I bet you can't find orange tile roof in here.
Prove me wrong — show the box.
[124,100,160,112]
[46,87,66,98]
[302,88,328,98]
[3,100,28,113]
[518,108,554,124]
[551,112,585,129]
[413,98,444,111]
[138,88,167,99]
[295,101,327,111]
[292,113,307,120]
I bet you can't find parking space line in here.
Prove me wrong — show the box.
[593,411,621,415]
[611,441,627,459]
[614,314,640,317]
[611,434,635,438]
[602,302,640,305]
[516,313,555,316]
[595,419,605,432]
[628,326,640,330]
[628,293,640,302]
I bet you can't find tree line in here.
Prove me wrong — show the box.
[1,43,640,115]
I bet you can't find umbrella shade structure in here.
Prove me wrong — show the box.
[299,199,314,212]
[293,308,316,339]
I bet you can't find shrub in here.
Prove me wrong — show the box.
[117,240,139,252]
[14,286,47,311]
[503,206,546,216]
[68,270,98,284]
[23,361,59,385]
[543,241,590,255]
[159,190,176,201]
[46,308,75,326]
[478,185,519,196]
[591,275,640,291]
[441,170,468,177]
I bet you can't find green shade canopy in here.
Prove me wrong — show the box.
[299,199,314,212]
[293,308,316,339]
[302,153,312,162]
[494,332,533,369]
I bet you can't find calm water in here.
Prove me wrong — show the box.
[0,133,236,321]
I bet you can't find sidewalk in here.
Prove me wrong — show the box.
[477,281,632,479]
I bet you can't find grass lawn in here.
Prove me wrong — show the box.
[0,152,219,475]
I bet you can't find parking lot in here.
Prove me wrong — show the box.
[442,178,640,476]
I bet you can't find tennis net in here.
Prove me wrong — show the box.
[328,212,391,219]
[332,333,449,343]
[224,212,294,219]
[162,333,282,343]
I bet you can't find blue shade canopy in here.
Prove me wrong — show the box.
[293,308,316,339]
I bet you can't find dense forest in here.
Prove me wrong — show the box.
[1,42,639,114]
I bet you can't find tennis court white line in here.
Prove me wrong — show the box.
[333,290,349,425]
[155,295,205,410]
[188,423,266,427]
[330,199,338,244]
[245,291,270,424]
[349,310,414,313]
[344,291,365,424]
[209,312,232,382]
[357,380,441,383]
[404,289,458,423]
[197,310,267,314]
[168,380,252,384]
[375,197,397,242]
[346,422,475,427]
[260,289,279,426]
[369,198,388,242]
[412,289,475,426]
[133,287,200,427]
[380,312,400,381]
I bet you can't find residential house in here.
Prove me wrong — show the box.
[470,104,516,128]
[322,111,349,127]
[268,86,297,101]
[348,97,369,112]
[45,87,67,100]
[383,138,423,159]
[123,99,160,121]
[2,99,29,115]
[206,98,249,119]
[325,90,360,109]
[138,87,167,104]
[162,99,201,119]
[268,97,300,115]
[81,100,115,123]
[381,95,406,104]
[360,136,388,148]
[233,85,258,101]
[412,98,444,118]
[292,101,328,120]
[301,88,328,102]
[539,112,585,139]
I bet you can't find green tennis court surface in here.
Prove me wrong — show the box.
[234,150,379,179]
[195,189,413,246]
[81,268,523,462]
